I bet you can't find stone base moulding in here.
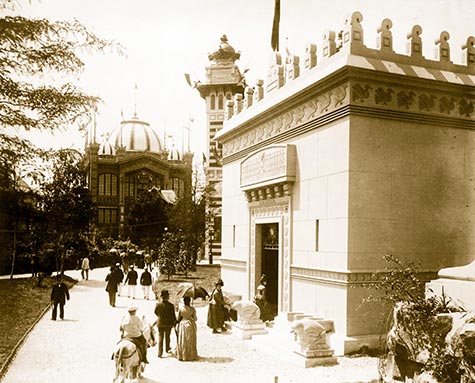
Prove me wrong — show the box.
[232,321,267,340]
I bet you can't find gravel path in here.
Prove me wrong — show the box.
[0,268,380,383]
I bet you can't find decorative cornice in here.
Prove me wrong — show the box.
[219,73,475,164]
[290,265,438,285]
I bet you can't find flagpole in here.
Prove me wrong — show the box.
[271,0,280,52]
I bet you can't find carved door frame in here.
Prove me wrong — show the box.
[249,198,292,313]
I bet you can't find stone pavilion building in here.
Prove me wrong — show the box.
[214,12,475,354]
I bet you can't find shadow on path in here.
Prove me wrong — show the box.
[195,356,234,364]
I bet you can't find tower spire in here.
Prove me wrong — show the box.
[133,83,138,118]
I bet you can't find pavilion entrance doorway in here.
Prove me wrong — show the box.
[258,223,279,319]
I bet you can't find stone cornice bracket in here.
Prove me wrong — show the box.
[435,31,451,63]
[342,11,364,47]
[322,29,337,59]
[462,36,475,70]
[253,79,265,103]
[376,18,393,53]
[305,43,317,70]
[406,25,423,58]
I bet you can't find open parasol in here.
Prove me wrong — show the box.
[177,282,209,300]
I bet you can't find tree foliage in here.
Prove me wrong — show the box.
[33,149,94,273]
[124,188,169,250]
[0,5,121,131]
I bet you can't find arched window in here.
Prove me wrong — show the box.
[218,94,224,110]
[210,94,216,110]
[98,173,117,196]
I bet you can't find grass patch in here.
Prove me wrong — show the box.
[0,274,76,369]
[155,265,221,307]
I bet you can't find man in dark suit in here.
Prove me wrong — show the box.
[154,289,176,357]
[50,275,70,320]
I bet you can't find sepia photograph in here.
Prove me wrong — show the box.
[1,0,475,382]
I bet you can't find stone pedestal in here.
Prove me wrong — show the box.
[232,320,267,340]
[427,260,475,311]
[293,343,338,368]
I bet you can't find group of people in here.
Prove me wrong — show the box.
[105,263,159,307]
[119,287,199,364]
[117,277,232,366]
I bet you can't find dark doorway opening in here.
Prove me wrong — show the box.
[260,223,279,316]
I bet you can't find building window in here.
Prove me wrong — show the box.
[232,225,236,248]
[315,219,319,252]
[98,173,117,196]
[98,208,117,224]
[214,216,222,243]
[218,94,224,110]
[124,175,135,197]
[210,94,216,110]
[170,177,184,199]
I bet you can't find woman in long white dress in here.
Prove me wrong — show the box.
[176,296,198,361]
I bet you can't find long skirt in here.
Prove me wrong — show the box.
[176,320,198,361]
[207,304,225,330]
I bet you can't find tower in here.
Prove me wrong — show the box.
[196,35,245,263]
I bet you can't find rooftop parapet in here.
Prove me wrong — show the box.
[223,11,475,123]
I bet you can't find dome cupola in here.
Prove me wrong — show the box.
[208,35,240,63]
[108,114,162,153]
[167,145,182,161]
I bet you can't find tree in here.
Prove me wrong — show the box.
[33,149,94,274]
[0,0,120,275]
[0,2,121,131]
[168,166,209,268]
[124,188,169,251]
[157,232,180,280]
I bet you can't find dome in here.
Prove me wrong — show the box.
[208,35,240,62]
[108,115,162,153]
[167,145,181,161]
[98,140,115,156]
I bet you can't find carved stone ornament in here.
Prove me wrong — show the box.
[291,318,326,351]
[232,300,262,325]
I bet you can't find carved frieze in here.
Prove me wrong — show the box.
[222,83,350,158]
[351,81,475,119]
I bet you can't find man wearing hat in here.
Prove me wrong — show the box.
[125,264,138,299]
[154,289,176,357]
[120,304,148,364]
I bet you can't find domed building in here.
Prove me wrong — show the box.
[84,113,192,237]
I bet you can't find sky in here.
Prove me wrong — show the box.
[9,0,475,158]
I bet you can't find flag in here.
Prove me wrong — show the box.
[271,0,280,51]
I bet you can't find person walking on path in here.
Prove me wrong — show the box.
[176,296,198,361]
[154,289,176,357]
[50,275,70,320]
[207,278,226,333]
[105,266,120,307]
[114,262,124,296]
[81,256,90,280]
[119,304,149,364]
[125,264,138,299]
[140,268,152,300]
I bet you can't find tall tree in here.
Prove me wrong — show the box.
[0,2,121,131]
[124,188,169,251]
[34,149,94,274]
[0,0,121,276]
